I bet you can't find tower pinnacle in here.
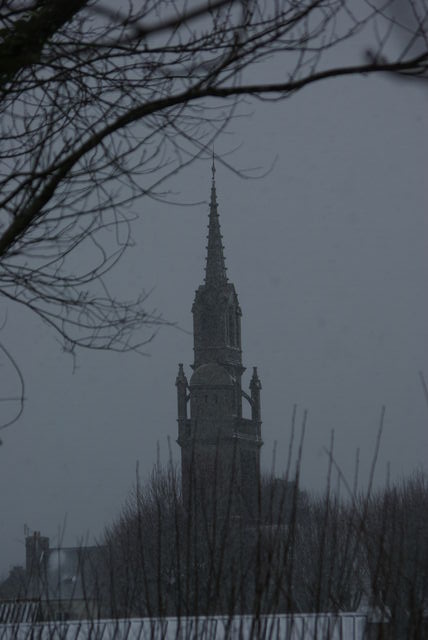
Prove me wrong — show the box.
[205,162,227,287]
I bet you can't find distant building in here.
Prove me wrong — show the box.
[0,531,104,621]
[176,161,262,520]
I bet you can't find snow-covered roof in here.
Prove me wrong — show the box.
[0,612,368,639]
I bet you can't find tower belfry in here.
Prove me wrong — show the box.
[176,164,262,519]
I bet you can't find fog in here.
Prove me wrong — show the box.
[0,56,427,574]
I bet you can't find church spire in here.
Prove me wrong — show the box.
[179,165,262,520]
[205,157,228,287]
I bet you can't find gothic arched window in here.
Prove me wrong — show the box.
[228,307,235,346]
[236,312,241,347]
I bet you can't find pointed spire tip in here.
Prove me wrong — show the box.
[211,151,216,180]
[204,160,228,287]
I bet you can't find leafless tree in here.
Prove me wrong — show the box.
[103,458,309,619]
[359,472,428,639]
[0,0,427,428]
[101,458,428,640]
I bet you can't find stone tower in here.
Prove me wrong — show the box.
[176,161,262,520]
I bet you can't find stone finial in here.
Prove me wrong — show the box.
[175,363,188,386]
[250,366,262,390]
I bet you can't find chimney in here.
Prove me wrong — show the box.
[25,531,49,579]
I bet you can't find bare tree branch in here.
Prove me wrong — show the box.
[0,0,426,378]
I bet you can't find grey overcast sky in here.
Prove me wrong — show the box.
[0,30,427,575]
